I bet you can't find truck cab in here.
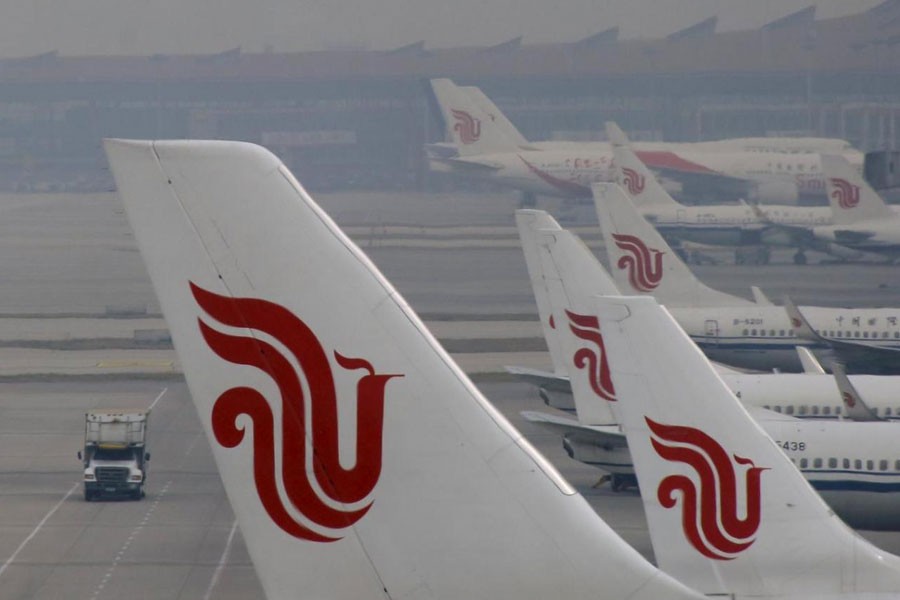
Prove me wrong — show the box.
[78,410,149,501]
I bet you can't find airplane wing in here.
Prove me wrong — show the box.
[750,285,773,306]
[433,156,503,171]
[520,411,627,447]
[504,365,570,392]
[832,362,883,421]
[785,295,900,374]
[796,346,826,374]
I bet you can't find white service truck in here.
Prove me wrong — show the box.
[78,410,150,501]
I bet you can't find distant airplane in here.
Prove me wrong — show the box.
[524,218,900,531]
[512,209,900,419]
[595,293,900,596]
[810,154,900,260]
[428,78,864,205]
[606,122,867,265]
[594,182,900,373]
[104,138,707,600]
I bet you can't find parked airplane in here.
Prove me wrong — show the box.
[512,209,900,420]
[810,154,900,260]
[607,122,864,265]
[595,183,900,373]
[428,78,863,204]
[105,138,709,600]
[594,293,900,595]
[527,220,900,530]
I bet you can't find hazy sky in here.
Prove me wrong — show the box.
[0,0,883,57]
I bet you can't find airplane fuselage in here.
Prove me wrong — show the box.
[674,305,900,372]
[562,416,900,531]
[433,143,863,202]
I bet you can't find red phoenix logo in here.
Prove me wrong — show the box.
[611,233,664,292]
[565,310,617,402]
[829,178,860,210]
[451,109,481,145]
[621,167,646,196]
[842,391,856,408]
[191,283,402,542]
[647,418,768,560]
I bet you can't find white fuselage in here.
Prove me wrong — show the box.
[433,141,863,201]
[674,305,900,372]
[562,416,900,531]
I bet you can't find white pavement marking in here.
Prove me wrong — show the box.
[89,480,173,600]
[0,481,80,579]
[203,520,239,600]
[147,386,168,411]
[88,431,203,600]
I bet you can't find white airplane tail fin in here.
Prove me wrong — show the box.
[593,183,752,307]
[430,78,520,156]
[823,153,894,226]
[605,122,683,209]
[595,294,900,597]
[462,85,531,147]
[529,225,620,426]
[515,210,569,378]
[105,139,703,600]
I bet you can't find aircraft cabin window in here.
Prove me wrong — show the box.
[864,332,870,339]
[881,460,889,471]
[751,329,757,335]
[779,329,785,336]
[813,458,823,468]
[836,406,842,415]
[887,407,893,416]
[742,328,749,336]
[785,406,794,415]
[895,332,900,339]
[828,458,837,468]
[837,331,843,338]
[823,406,831,415]
[855,459,863,469]
[867,460,875,471]
[769,329,775,336]
[895,459,900,470]
[760,330,766,337]
[800,458,808,468]
[773,406,782,413]
[884,331,890,339]
[798,406,808,415]
[812,406,819,415]
[843,458,850,469]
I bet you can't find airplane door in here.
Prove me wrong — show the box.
[704,319,719,345]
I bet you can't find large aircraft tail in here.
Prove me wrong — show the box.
[516,210,619,425]
[593,183,752,307]
[605,122,682,209]
[462,85,531,147]
[823,153,894,226]
[515,210,570,378]
[105,139,703,600]
[595,294,900,597]
[430,78,521,156]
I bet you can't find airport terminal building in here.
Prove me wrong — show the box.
[1,2,900,192]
